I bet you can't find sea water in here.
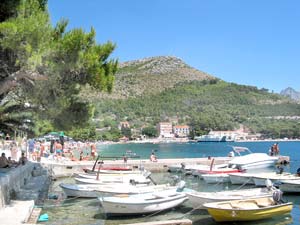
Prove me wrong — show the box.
[40,141,300,225]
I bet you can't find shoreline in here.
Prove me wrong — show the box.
[98,138,300,145]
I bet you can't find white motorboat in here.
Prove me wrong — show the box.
[278,179,300,193]
[186,187,275,209]
[98,189,188,216]
[228,147,278,170]
[253,173,298,186]
[202,174,230,184]
[60,183,180,198]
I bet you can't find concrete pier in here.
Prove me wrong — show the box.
[40,156,232,178]
[40,155,290,178]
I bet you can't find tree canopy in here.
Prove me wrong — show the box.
[0,0,117,136]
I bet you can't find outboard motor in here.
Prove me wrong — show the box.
[272,189,284,204]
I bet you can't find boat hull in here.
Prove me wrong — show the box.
[99,191,188,216]
[187,188,273,209]
[206,203,292,222]
[229,173,254,185]
[75,177,151,185]
[60,183,174,198]
[202,174,230,184]
[278,180,300,193]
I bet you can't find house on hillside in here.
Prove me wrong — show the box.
[173,125,190,137]
[118,121,130,130]
[157,122,174,138]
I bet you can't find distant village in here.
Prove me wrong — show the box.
[116,121,262,143]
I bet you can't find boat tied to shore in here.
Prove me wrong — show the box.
[204,195,292,222]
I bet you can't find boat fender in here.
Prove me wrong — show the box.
[176,180,186,192]
[265,179,273,189]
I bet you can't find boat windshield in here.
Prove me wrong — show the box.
[231,146,252,156]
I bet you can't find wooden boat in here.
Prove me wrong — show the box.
[204,197,293,222]
[202,174,230,184]
[98,189,188,216]
[278,179,300,193]
[60,183,176,198]
[187,188,274,209]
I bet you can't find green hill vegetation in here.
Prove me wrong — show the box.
[81,56,300,141]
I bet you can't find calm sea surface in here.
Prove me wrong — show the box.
[40,141,300,225]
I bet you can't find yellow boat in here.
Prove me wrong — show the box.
[203,197,293,222]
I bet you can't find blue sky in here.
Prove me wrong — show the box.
[48,0,300,93]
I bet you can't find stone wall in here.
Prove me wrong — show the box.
[0,163,34,208]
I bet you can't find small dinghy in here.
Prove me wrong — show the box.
[204,196,292,222]
[187,187,274,209]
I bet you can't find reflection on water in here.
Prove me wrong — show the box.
[40,171,299,225]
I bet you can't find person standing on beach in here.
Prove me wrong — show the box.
[28,139,35,159]
[90,143,97,160]
[59,132,64,151]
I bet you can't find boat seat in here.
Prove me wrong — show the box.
[231,201,259,210]
[255,198,273,207]
[218,203,233,209]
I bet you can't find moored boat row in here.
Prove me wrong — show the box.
[56,146,296,222]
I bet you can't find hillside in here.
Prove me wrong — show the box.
[82,56,300,139]
[82,56,214,99]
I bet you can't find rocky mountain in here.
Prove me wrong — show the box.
[280,87,300,101]
[85,56,215,99]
